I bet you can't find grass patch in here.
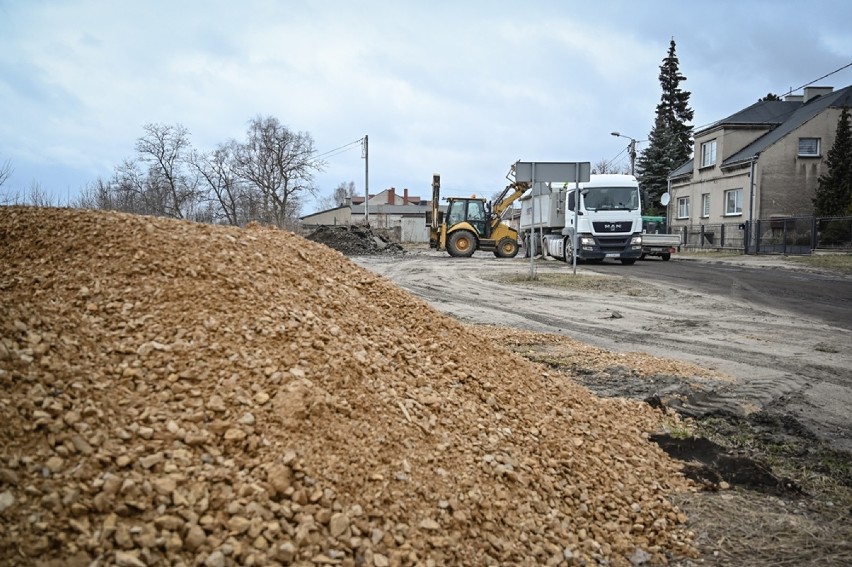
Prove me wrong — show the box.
[497,272,647,295]
[679,250,744,259]
[789,254,852,275]
[693,414,852,502]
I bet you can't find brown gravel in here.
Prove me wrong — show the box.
[1,207,696,566]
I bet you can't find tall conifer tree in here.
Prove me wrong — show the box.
[636,39,694,214]
[814,107,852,216]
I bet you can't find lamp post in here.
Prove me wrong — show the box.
[611,132,637,176]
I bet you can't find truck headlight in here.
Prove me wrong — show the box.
[580,237,594,246]
[630,236,643,245]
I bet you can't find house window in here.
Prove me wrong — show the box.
[677,196,690,219]
[701,139,717,167]
[701,193,710,218]
[798,137,820,156]
[724,188,743,215]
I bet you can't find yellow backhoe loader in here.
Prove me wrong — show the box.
[427,173,530,258]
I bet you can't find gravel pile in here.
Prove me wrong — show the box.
[305,226,404,256]
[0,207,695,566]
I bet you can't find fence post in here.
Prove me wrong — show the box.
[700,224,705,249]
[744,221,750,254]
[721,224,726,248]
[782,219,788,255]
[755,220,761,255]
[812,217,818,250]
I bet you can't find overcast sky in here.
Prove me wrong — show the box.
[2,0,852,214]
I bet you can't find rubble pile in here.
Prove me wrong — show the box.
[305,225,404,256]
[0,207,695,566]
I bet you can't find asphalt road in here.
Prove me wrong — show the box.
[584,257,852,331]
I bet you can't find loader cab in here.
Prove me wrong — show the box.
[446,197,488,238]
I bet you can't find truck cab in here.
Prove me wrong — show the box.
[519,174,644,265]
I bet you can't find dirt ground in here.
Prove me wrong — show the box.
[353,248,852,567]
[1,209,703,567]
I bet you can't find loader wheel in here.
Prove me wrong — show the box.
[447,231,477,258]
[494,237,519,258]
[661,253,671,261]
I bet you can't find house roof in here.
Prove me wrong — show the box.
[299,205,350,221]
[723,85,852,167]
[350,203,430,215]
[698,100,801,133]
[669,158,693,179]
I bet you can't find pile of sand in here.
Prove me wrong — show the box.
[0,207,695,566]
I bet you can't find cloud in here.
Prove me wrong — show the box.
[1,0,851,211]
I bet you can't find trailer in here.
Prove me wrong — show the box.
[640,215,681,260]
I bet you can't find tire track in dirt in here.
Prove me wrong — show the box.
[355,252,852,452]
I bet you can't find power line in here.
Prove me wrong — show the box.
[313,138,363,160]
[780,61,852,97]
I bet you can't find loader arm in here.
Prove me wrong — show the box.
[489,181,530,229]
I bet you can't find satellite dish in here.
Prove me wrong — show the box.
[660,192,671,206]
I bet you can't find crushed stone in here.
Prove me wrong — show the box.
[0,207,696,566]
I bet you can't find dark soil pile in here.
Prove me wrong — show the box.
[0,207,695,566]
[306,225,404,256]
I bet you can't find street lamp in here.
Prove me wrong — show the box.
[611,132,637,176]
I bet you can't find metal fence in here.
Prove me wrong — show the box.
[673,216,852,255]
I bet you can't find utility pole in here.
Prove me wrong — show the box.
[629,138,636,176]
[611,132,637,176]
[362,135,369,226]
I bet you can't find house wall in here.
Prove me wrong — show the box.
[677,125,768,227]
[301,208,352,226]
[401,218,429,243]
[670,167,751,227]
[756,108,839,218]
[350,211,431,243]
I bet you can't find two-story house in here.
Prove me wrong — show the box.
[668,85,852,245]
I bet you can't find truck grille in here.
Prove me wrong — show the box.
[593,221,631,233]
[597,236,631,252]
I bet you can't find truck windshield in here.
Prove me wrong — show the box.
[583,187,639,211]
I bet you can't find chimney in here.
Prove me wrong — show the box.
[388,187,395,205]
[804,86,833,103]
[403,188,409,205]
[784,94,804,102]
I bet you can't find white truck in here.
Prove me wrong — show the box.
[519,174,644,265]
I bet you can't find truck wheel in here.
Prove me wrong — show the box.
[661,253,671,261]
[620,258,637,265]
[447,231,477,258]
[639,253,647,260]
[494,237,519,258]
[562,236,574,263]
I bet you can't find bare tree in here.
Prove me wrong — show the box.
[192,142,253,226]
[594,158,620,175]
[232,116,325,227]
[316,181,357,211]
[27,181,56,207]
[136,123,200,219]
[74,178,118,210]
[0,158,11,189]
